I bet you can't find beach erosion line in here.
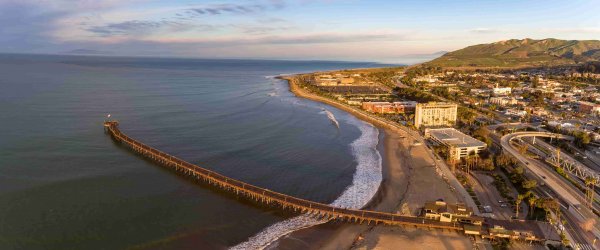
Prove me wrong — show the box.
[230,114,382,250]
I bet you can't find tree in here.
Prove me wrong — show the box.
[512,166,524,175]
[539,198,560,223]
[479,158,495,171]
[573,131,591,149]
[457,106,476,126]
[518,144,529,155]
[473,127,492,146]
[515,194,526,218]
[528,195,538,217]
[522,180,537,190]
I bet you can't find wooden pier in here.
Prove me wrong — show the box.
[104,120,464,231]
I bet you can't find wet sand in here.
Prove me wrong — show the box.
[268,76,473,249]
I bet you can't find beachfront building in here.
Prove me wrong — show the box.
[425,128,487,160]
[578,101,600,115]
[483,219,561,244]
[414,102,457,128]
[362,101,417,114]
[313,74,355,86]
[423,200,482,225]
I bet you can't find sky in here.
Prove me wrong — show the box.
[1,0,600,63]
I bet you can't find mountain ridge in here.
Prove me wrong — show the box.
[425,38,600,68]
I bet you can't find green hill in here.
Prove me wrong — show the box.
[426,38,600,68]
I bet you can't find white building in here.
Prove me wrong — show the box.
[489,97,517,106]
[425,128,487,160]
[492,87,512,96]
[414,102,457,128]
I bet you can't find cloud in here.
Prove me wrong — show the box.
[232,24,296,35]
[0,1,69,51]
[0,0,144,52]
[469,28,498,34]
[141,30,411,45]
[185,1,285,17]
[85,20,209,37]
[260,32,407,44]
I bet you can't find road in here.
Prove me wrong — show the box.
[500,131,600,247]
[500,132,581,206]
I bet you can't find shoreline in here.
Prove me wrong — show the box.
[281,75,479,215]
[269,76,473,249]
[280,76,413,138]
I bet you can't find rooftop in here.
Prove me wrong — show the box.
[427,128,487,148]
[417,102,457,108]
[424,201,473,216]
[485,218,560,241]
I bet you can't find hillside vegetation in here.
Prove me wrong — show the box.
[426,38,600,68]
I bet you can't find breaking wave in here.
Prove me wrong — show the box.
[320,109,340,129]
[230,119,382,250]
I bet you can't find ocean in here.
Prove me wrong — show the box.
[0,54,395,249]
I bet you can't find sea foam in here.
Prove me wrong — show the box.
[321,109,340,128]
[231,118,382,250]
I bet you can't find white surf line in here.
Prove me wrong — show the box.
[322,109,340,128]
[231,118,382,250]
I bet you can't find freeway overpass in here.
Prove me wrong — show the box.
[500,132,581,207]
[500,131,600,247]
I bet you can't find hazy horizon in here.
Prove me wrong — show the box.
[2,0,599,64]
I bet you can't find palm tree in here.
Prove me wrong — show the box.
[515,194,526,218]
[528,195,538,218]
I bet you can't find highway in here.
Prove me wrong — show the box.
[500,131,600,248]
[501,132,581,206]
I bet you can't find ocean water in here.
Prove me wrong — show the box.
[0,54,392,249]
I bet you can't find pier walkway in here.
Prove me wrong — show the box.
[104,120,462,230]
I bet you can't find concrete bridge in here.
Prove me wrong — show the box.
[501,131,599,187]
[501,131,574,143]
[103,120,463,230]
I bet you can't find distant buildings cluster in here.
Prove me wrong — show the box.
[313,73,369,86]
[361,101,417,114]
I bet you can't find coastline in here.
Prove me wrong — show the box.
[282,75,480,215]
[270,76,473,249]
[281,76,413,139]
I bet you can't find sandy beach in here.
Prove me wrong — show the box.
[269,77,474,250]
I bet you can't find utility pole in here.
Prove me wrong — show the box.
[555,148,561,168]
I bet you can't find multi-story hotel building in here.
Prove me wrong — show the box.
[414,102,457,128]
